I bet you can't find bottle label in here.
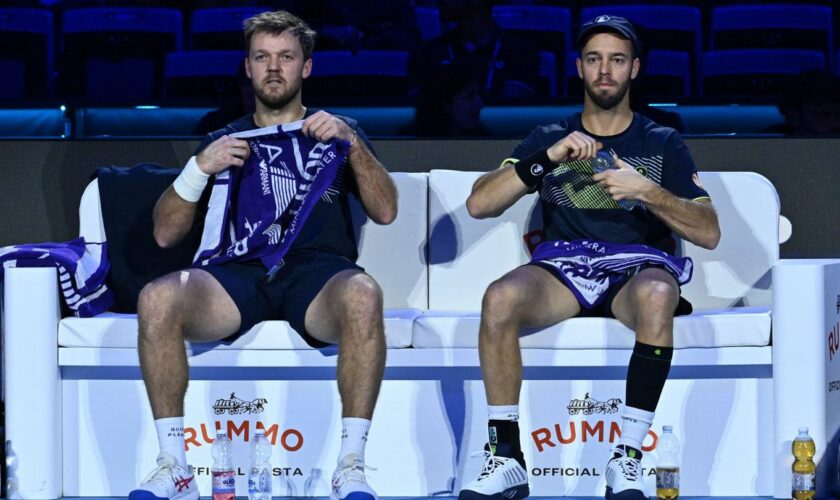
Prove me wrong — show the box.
[212,470,236,494]
[792,472,815,491]
[656,468,680,489]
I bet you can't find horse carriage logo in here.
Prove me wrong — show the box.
[566,393,622,415]
[212,392,268,415]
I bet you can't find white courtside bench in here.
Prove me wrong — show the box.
[3,170,839,499]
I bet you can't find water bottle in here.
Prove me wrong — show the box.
[656,425,681,500]
[248,429,273,500]
[304,468,327,497]
[591,150,638,210]
[5,440,17,498]
[792,427,816,500]
[211,432,236,500]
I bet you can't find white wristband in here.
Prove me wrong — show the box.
[173,156,210,202]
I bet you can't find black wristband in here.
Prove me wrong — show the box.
[514,149,553,188]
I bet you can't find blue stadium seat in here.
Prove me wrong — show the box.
[492,6,572,65]
[538,51,557,99]
[701,49,826,98]
[645,50,691,97]
[308,50,409,104]
[415,6,441,41]
[711,5,833,69]
[564,52,578,98]
[190,7,266,50]
[60,7,182,101]
[0,8,53,100]
[837,49,840,77]
[164,51,245,99]
[75,107,213,138]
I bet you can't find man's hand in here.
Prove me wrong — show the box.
[593,155,656,203]
[196,135,251,175]
[302,110,356,144]
[547,131,603,163]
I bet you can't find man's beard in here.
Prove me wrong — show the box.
[584,77,631,110]
[253,78,301,110]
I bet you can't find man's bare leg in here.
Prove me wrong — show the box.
[304,270,385,499]
[137,268,242,419]
[305,269,386,419]
[479,265,581,406]
[460,265,582,500]
[603,267,680,499]
[131,268,242,500]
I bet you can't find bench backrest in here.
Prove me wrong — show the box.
[79,172,429,310]
[428,170,779,311]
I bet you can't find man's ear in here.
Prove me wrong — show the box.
[302,58,312,79]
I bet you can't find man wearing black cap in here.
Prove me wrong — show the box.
[457,15,720,500]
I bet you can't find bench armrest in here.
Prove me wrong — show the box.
[771,258,840,498]
[3,267,62,499]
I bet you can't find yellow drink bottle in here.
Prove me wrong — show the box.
[792,427,816,500]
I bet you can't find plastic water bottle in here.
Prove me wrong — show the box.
[591,150,637,210]
[211,432,236,500]
[656,425,681,500]
[248,429,273,500]
[304,468,327,497]
[792,427,816,500]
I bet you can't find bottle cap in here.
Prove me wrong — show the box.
[798,426,809,434]
[216,431,227,437]
[663,425,673,432]
[255,428,266,435]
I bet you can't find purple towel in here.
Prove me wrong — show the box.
[194,121,350,273]
[530,239,693,309]
[0,237,113,317]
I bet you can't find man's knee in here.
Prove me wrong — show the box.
[481,277,525,329]
[336,272,384,321]
[630,278,677,332]
[137,277,183,338]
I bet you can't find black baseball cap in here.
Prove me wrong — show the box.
[577,15,640,55]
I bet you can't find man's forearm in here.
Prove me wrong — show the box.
[640,187,721,249]
[348,140,398,225]
[466,163,530,219]
[153,186,199,248]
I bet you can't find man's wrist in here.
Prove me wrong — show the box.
[173,156,210,202]
[636,181,663,205]
[514,149,554,189]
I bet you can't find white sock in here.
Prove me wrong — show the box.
[338,417,371,464]
[619,406,654,451]
[488,404,519,421]
[155,416,187,466]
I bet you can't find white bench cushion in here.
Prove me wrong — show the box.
[59,308,420,349]
[412,307,770,349]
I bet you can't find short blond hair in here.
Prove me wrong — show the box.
[243,10,316,60]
